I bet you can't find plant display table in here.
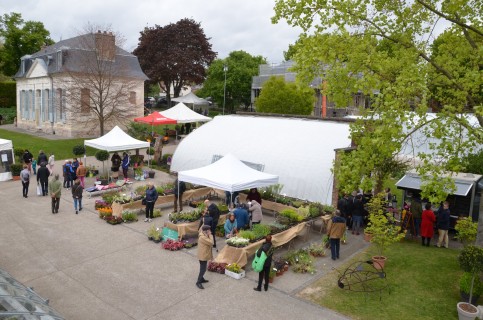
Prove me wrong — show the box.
[213,222,308,267]
[111,187,216,217]
[165,214,227,239]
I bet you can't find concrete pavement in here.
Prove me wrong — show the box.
[0,125,360,319]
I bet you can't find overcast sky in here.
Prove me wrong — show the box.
[1,0,303,64]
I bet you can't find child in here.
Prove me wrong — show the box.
[32,159,37,175]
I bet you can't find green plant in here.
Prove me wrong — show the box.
[238,230,256,241]
[260,184,284,200]
[101,191,118,204]
[292,200,305,208]
[135,185,147,195]
[455,218,478,246]
[307,242,327,257]
[279,209,303,224]
[147,225,158,239]
[297,206,311,219]
[458,245,483,304]
[269,268,276,279]
[217,203,229,213]
[322,205,336,214]
[460,272,483,296]
[14,148,24,162]
[252,224,271,239]
[364,193,405,258]
[225,263,242,273]
[95,150,109,162]
[282,249,315,274]
[72,144,86,156]
[155,185,165,194]
[122,211,138,222]
[153,209,162,218]
[134,167,143,177]
[146,147,155,155]
[10,163,23,176]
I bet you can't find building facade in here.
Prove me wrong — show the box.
[14,31,148,137]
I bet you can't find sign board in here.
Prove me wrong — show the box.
[162,227,179,241]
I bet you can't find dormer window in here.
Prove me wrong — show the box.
[56,51,62,70]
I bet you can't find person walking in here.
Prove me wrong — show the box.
[71,179,83,214]
[421,203,436,247]
[62,161,69,188]
[173,177,186,212]
[76,161,87,188]
[48,153,55,174]
[144,182,158,222]
[337,194,351,225]
[49,174,62,213]
[23,150,33,173]
[196,225,214,289]
[36,162,50,196]
[37,150,48,166]
[327,210,347,260]
[435,201,450,248]
[121,152,130,179]
[254,235,274,292]
[20,164,30,198]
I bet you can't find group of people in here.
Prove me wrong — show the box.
[62,158,87,189]
[111,152,130,179]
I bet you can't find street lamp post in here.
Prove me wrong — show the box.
[223,65,228,115]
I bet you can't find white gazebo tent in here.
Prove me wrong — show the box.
[171,92,210,109]
[84,126,150,152]
[178,153,279,196]
[0,138,14,181]
[160,103,212,123]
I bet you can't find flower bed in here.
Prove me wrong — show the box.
[208,261,227,274]
[98,207,113,219]
[168,211,202,224]
[104,215,123,225]
[226,236,250,248]
[162,239,185,251]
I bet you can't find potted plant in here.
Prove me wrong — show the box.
[95,150,110,178]
[457,245,483,320]
[146,225,157,241]
[455,218,478,247]
[269,268,276,283]
[134,167,144,181]
[10,163,23,180]
[14,148,24,163]
[225,263,245,279]
[460,272,483,306]
[72,144,85,156]
[146,147,156,178]
[364,193,405,270]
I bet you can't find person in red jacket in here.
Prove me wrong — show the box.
[421,203,436,247]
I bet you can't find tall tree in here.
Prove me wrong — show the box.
[273,0,482,202]
[0,12,54,76]
[255,76,314,115]
[197,50,266,113]
[63,25,144,136]
[133,18,216,106]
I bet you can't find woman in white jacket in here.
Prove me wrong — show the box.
[248,200,263,225]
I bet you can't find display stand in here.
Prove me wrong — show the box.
[400,211,416,236]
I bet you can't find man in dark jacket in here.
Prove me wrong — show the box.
[234,203,250,230]
[23,149,33,173]
[204,199,220,249]
[36,163,50,196]
[337,194,350,224]
[173,178,186,212]
[436,201,450,248]
[37,150,48,166]
[351,194,364,235]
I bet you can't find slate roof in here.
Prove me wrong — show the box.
[15,33,148,80]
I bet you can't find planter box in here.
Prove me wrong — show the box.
[225,269,245,280]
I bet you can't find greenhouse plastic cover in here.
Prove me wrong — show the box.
[171,115,352,204]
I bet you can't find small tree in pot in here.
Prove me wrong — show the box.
[146,147,155,178]
[457,245,483,319]
[95,150,110,179]
[364,193,405,269]
[72,145,86,157]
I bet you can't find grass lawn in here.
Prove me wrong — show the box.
[298,240,462,320]
[0,128,97,160]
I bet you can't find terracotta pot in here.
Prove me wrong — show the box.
[269,277,274,283]
[12,176,20,181]
[283,265,289,272]
[456,302,479,320]
[372,256,387,270]
[364,232,373,242]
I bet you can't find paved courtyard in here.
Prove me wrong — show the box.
[0,126,363,319]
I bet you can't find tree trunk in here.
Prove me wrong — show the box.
[476,192,483,247]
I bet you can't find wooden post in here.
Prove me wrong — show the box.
[153,136,163,164]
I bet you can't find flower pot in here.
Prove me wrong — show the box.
[457,302,479,320]
[364,232,373,242]
[225,269,245,280]
[372,256,387,270]
[12,175,20,181]
[269,277,274,283]
[148,171,155,178]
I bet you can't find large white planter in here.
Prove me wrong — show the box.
[225,269,245,280]
[457,302,479,320]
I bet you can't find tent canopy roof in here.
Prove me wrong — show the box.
[84,126,149,152]
[0,138,13,152]
[133,111,177,125]
[171,92,209,105]
[160,103,211,124]
[178,153,279,192]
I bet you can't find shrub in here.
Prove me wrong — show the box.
[72,145,86,156]
[95,150,109,162]
[0,82,16,107]
[238,230,256,241]
[252,224,271,239]
[460,272,483,296]
[146,147,155,155]
[14,148,25,162]
[455,218,478,246]
[122,211,138,222]
[153,209,162,218]
[459,246,483,303]
[10,163,23,176]
[279,209,303,223]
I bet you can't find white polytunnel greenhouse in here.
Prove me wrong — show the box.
[170,115,352,204]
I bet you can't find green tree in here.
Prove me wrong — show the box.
[133,18,216,106]
[272,0,482,201]
[197,50,266,113]
[0,12,54,76]
[255,76,314,115]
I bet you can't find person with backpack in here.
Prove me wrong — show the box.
[173,177,186,212]
[20,164,30,198]
[71,179,83,214]
[253,235,273,292]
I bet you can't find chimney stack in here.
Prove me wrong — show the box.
[95,30,115,61]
